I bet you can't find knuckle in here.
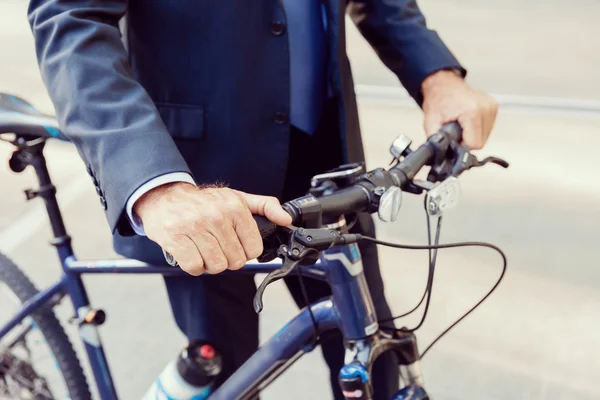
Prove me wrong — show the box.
[266,196,280,205]
[193,212,219,234]
[181,263,205,276]
[230,259,246,270]
[220,187,237,201]
[163,218,185,235]
[203,248,228,274]
[203,207,226,225]
[247,242,264,260]
[226,197,246,216]
[206,261,228,274]
[175,252,204,276]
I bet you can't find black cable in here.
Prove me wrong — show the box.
[379,213,442,327]
[427,205,433,285]
[403,216,442,332]
[357,235,507,359]
[297,267,320,345]
[419,246,505,359]
[387,210,434,323]
[378,206,441,332]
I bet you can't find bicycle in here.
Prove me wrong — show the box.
[0,92,508,400]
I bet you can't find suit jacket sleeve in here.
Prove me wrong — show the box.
[347,0,467,105]
[27,0,192,236]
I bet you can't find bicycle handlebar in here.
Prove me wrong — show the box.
[251,122,463,238]
[164,121,507,267]
[281,122,463,226]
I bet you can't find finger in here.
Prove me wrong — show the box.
[458,108,484,150]
[483,97,499,141]
[481,105,492,144]
[232,207,263,260]
[424,111,445,138]
[479,109,486,147]
[236,192,292,226]
[192,231,228,274]
[215,222,247,271]
[164,235,204,276]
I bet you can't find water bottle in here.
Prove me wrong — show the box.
[391,385,430,400]
[142,341,222,400]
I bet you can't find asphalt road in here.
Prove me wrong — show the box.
[1,1,599,400]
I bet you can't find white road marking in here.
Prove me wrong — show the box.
[355,84,600,115]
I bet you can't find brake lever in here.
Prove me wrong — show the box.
[253,246,306,313]
[480,156,510,169]
[253,227,345,313]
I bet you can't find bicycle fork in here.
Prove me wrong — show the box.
[339,330,429,400]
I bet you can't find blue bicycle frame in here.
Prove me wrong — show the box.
[0,135,426,400]
[0,239,384,399]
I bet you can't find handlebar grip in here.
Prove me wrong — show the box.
[253,215,278,239]
[439,121,463,143]
[318,186,370,217]
[162,215,279,267]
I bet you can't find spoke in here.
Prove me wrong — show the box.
[0,353,53,398]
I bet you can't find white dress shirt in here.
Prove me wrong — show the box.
[126,172,196,235]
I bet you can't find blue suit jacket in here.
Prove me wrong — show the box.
[28,0,464,262]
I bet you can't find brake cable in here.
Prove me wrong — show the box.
[362,232,506,359]
[417,239,506,359]
[297,208,506,359]
[379,202,443,330]
[297,267,320,347]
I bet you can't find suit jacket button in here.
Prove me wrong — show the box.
[100,197,107,210]
[86,165,93,176]
[273,112,289,124]
[96,186,103,197]
[271,22,286,36]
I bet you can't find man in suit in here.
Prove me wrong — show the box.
[28,0,498,398]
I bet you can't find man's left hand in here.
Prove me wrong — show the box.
[421,70,498,150]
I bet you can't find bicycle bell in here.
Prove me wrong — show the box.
[390,134,413,159]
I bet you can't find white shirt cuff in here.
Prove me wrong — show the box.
[125,172,196,236]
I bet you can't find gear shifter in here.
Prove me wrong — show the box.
[423,145,509,217]
[451,145,509,177]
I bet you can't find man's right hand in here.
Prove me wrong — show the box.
[133,182,292,276]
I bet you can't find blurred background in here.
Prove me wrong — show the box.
[1,0,599,399]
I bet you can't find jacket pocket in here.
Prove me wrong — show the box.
[155,102,204,139]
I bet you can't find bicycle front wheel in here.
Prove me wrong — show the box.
[0,252,91,400]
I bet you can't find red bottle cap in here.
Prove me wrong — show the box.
[199,344,215,360]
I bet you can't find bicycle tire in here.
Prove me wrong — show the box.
[0,252,92,400]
